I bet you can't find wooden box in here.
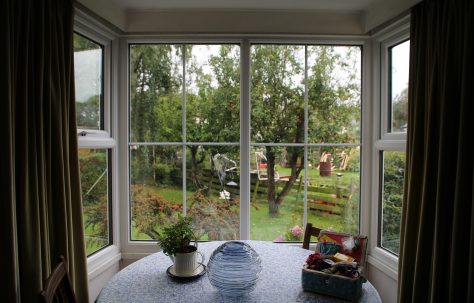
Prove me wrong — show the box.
[301,231,368,301]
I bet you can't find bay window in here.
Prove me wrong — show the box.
[127,42,362,243]
[74,32,115,256]
[374,18,410,257]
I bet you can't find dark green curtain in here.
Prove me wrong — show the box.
[398,0,474,302]
[1,0,89,302]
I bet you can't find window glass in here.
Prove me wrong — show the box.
[381,151,406,254]
[79,149,110,255]
[307,46,361,144]
[186,45,240,143]
[129,44,241,241]
[249,44,362,241]
[389,40,410,133]
[74,33,103,130]
[129,45,182,143]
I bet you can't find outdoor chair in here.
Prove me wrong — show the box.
[302,223,322,250]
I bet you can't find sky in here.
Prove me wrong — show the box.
[391,40,410,98]
[74,49,102,102]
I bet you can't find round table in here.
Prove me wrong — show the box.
[97,241,381,303]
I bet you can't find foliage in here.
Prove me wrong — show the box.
[74,33,100,52]
[78,149,109,254]
[285,225,304,241]
[382,152,405,253]
[76,95,100,129]
[130,185,181,239]
[392,88,408,131]
[156,215,196,256]
[187,190,239,240]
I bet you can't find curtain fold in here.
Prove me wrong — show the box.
[1,0,89,302]
[398,0,474,302]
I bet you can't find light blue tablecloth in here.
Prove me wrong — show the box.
[97,241,381,303]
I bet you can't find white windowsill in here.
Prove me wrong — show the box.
[87,244,121,281]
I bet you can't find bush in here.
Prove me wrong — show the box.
[154,163,171,185]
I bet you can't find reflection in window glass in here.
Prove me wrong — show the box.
[186,146,240,240]
[79,149,110,255]
[389,40,410,133]
[74,33,103,130]
[381,151,406,255]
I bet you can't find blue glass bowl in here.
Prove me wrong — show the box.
[207,241,262,297]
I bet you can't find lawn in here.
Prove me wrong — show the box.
[129,166,359,241]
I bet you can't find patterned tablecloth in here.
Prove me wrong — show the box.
[97,241,382,303]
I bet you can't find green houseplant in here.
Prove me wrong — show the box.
[157,215,196,256]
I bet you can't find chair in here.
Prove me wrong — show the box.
[40,256,77,303]
[302,223,322,250]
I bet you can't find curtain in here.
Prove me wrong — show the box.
[1,0,89,302]
[398,0,474,302]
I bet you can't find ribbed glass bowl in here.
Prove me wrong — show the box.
[207,241,262,297]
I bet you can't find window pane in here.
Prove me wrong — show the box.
[306,147,360,235]
[129,45,183,142]
[79,149,110,255]
[251,45,305,143]
[381,151,405,254]
[186,45,240,143]
[307,46,362,144]
[250,146,305,241]
[186,146,240,240]
[389,40,410,133]
[74,33,103,130]
[130,145,183,240]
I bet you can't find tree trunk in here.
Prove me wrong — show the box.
[190,147,202,189]
[266,110,305,215]
[266,147,278,216]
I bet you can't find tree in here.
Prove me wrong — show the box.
[392,87,408,131]
[130,45,181,182]
[250,45,360,215]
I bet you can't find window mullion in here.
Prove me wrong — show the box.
[240,39,251,240]
[182,44,187,217]
[303,45,309,228]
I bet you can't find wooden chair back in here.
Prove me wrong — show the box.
[40,256,77,303]
[302,223,322,249]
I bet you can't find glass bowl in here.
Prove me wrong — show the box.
[207,241,262,297]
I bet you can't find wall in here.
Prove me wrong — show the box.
[125,10,364,35]
[368,263,398,303]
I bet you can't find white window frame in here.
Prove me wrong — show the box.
[74,7,121,278]
[369,15,410,279]
[119,36,371,258]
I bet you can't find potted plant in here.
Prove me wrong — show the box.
[157,215,204,276]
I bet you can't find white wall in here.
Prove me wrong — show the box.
[78,0,127,31]
[365,0,421,32]
[88,262,120,302]
[368,263,398,303]
[125,10,364,34]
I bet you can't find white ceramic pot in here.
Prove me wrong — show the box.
[170,245,205,276]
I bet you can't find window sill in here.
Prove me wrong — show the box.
[367,247,398,281]
[87,245,121,281]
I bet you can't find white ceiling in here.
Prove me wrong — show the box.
[110,0,376,12]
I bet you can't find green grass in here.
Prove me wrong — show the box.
[129,178,358,242]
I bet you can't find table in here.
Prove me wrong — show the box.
[97,241,381,303]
